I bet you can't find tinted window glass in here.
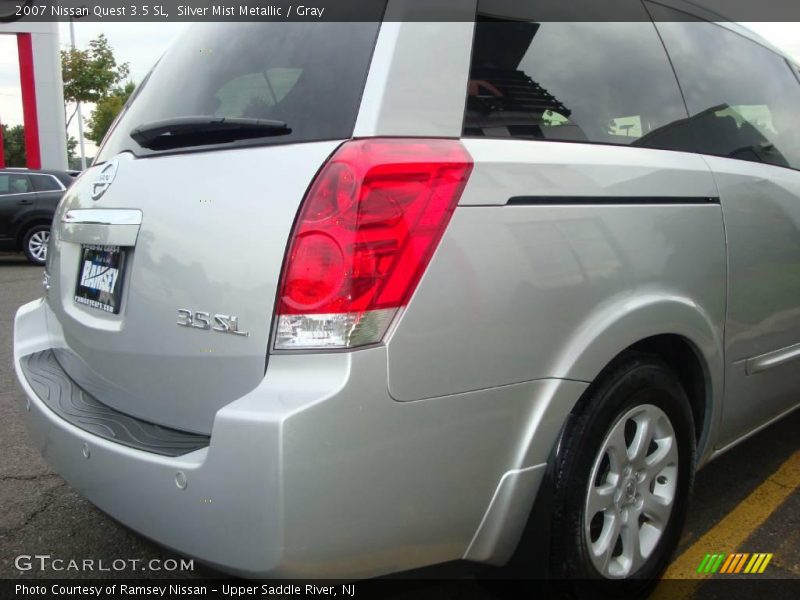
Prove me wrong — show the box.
[31,174,62,192]
[97,21,382,160]
[651,12,800,170]
[0,174,32,195]
[463,12,688,145]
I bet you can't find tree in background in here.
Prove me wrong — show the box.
[67,136,78,164]
[86,81,136,145]
[1,124,26,167]
[2,126,80,169]
[61,33,131,148]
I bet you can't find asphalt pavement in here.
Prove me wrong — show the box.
[0,252,797,597]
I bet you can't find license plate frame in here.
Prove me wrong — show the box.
[74,244,127,314]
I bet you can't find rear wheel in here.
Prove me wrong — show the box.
[549,356,696,599]
[22,225,50,266]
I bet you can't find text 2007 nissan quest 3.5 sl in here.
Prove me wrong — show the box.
[12,2,800,597]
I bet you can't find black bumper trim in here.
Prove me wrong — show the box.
[20,349,210,457]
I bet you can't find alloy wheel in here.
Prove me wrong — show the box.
[584,403,679,578]
[28,230,49,263]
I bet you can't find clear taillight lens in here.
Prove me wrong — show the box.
[274,138,473,350]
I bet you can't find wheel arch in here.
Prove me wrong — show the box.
[466,293,723,568]
[551,292,722,465]
[627,334,712,461]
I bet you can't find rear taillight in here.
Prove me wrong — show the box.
[274,138,473,350]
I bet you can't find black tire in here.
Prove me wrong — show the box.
[22,224,51,266]
[548,354,696,600]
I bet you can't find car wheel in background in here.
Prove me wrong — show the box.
[23,225,51,266]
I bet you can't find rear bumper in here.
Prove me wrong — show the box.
[13,298,587,578]
[15,301,282,577]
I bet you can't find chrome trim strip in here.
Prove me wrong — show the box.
[745,341,800,375]
[0,191,35,198]
[63,209,143,226]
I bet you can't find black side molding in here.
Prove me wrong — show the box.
[20,350,210,457]
[507,196,720,206]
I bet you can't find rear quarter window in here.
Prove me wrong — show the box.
[31,174,63,192]
[97,21,383,160]
[649,7,800,171]
[462,3,689,146]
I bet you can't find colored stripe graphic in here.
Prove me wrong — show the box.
[750,554,764,573]
[696,554,712,573]
[727,553,742,573]
[697,553,729,573]
[758,553,773,573]
[723,553,738,573]
[698,552,775,574]
[711,553,726,573]
[744,554,760,573]
[658,450,799,583]
[735,553,750,573]
[719,553,736,573]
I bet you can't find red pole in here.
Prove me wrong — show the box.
[17,33,41,169]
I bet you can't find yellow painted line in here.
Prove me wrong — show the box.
[650,449,800,598]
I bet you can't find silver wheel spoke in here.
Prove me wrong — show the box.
[588,482,616,516]
[628,413,653,465]
[643,493,671,526]
[606,421,628,469]
[645,435,677,476]
[593,513,621,570]
[621,521,644,575]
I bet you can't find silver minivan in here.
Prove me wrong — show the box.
[13,1,800,596]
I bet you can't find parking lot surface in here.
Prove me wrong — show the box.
[1,253,798,596]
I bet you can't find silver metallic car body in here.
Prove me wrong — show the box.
[13,3,800,578]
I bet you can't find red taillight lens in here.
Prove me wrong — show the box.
[274,138,473,350]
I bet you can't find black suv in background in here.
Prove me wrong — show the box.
[0,169,74,265]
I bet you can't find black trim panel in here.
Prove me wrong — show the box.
[507,196,720,206]
[20,350,210,457]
